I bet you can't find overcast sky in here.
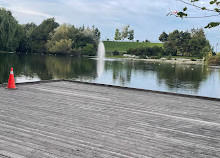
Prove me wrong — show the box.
[0,0,219,46]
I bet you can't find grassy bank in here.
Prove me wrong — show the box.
[103,41,163,54]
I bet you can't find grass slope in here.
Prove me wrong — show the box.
[103,41,163,53]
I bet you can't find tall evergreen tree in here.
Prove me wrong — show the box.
[159,32,168,42]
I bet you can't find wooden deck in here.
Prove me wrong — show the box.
[0,81,220,158]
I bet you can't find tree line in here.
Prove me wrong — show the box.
[123,28,214,61]
[0,8,100,56]
[159,29,211,57]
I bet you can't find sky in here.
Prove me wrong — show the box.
[0,0,219,48]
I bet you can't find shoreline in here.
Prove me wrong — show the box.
[108,57,205,65]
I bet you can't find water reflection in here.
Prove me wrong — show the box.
[99,60,220,97]
[105,60,132,85]
[0,53,97,83]
[97,59,105,77]
[103,60,209,89]
[155,63,209,90]
[0,53,220,98]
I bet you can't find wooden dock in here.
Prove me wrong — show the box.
[0,81,220,158]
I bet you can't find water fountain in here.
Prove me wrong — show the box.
[97,41,106,59]
[97,41,105,77]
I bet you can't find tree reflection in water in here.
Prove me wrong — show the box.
[104,60,209,92]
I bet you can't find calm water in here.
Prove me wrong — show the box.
[1,53,220,98]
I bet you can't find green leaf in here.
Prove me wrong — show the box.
[177,12,188,18]
[210,1,215,4]
[214,8,220,12]
[205,22,220,28]
[201,7,206,10]
[183,7,187,11]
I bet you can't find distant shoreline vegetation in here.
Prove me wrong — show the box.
[104,29,220,65]
[0,8,100,56]
[103,41,163,54]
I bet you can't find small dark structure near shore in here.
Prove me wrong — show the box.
[0,81,220,158]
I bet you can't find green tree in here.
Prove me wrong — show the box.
[114,25,134,41]
[164,30,181,55]
[47,24,98,55]
[50,24,73,41]
[164,42,177,56]
[189,28,211,56]
[47,24,75,54]
[75,27,99,53]
[22,22,37,37]
[82,44,95,56]
[177,31,191,56]
[47,39,74,54]
[92,26,101,41]
[0,8,23,51]
[16,23,37,53]
[29,18,59,53]
[128,30,134,41]
[145,39,150,43]
[163,29,211,57]
[159,32,168,42]
[114,29,121,41]
[82,26,100,44]
[121,25,130,40]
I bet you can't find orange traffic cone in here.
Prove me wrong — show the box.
[7,68,16,89]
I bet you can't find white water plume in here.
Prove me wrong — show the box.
[97,41,106,77]
[97,41,105,59]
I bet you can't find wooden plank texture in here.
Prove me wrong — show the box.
[0,81,220,158]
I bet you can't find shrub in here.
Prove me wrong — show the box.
[112,50,119,56]
[126,46,164,57]
[145,39,150,43]
[47,39,74,54]
[208,55,220,65]
[82,44,95,56]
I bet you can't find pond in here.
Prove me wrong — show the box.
[0,53,220,98]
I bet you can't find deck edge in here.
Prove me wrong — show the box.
[1,79,220,102]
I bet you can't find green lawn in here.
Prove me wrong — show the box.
[103,41,163,54]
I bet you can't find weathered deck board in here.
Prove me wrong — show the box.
[0,81,220,158]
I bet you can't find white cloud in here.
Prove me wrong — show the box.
[8,6,52,18]
[0,0,63,23]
